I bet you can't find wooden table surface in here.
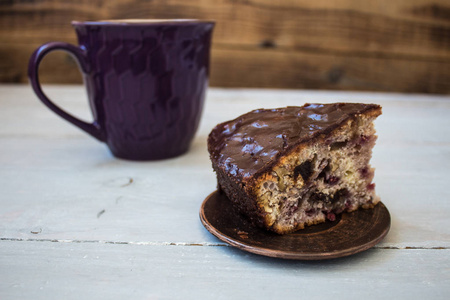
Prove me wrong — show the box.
[1,85,449,299]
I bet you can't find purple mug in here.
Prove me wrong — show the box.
[29,20,214,160]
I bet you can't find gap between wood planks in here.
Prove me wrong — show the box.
[0,238,224,247]
[0,238,448,250]
[213,43,450,64]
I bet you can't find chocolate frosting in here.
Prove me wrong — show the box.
[208,103,381,180]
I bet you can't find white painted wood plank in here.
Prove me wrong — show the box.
[1,240,449,300]
[1,137,449,247]
[2,84,450,142]
[1,85,450,247]
[0,135,216,243]
[1,85,450,299]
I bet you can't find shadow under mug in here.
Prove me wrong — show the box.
[29,19,214,160]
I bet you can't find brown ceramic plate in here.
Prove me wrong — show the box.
[200,190,391,260]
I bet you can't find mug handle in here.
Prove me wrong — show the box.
[28,42,105,142]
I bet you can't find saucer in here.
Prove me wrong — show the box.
[199,190,391,260]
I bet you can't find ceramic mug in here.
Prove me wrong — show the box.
[29,20,214,160]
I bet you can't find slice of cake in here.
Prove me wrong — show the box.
[207,103,382,234]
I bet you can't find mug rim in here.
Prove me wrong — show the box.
[72,19,215,26]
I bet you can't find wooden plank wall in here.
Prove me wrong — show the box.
[1,0,449,93]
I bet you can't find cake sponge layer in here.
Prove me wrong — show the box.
[208,103,382,234]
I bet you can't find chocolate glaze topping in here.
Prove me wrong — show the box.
[208,103,381,180]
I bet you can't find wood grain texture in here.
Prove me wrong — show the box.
[1,0,450,93]
[211,47,450,93]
